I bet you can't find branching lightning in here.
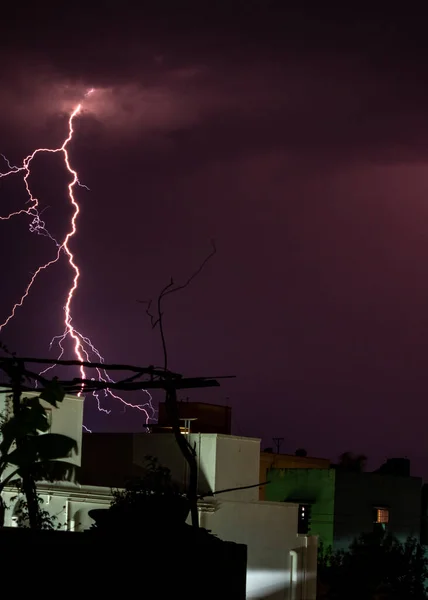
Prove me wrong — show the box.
[0,92,154,427]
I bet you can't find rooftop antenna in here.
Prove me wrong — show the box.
[272,437,284,454]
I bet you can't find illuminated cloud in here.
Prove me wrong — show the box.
[0,62,217,139]
[2,49,428,169]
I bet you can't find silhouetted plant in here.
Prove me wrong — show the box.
[318,531,428,599]
[295,448,308,457]
[337,451,367,472]
[10,494,62,530]
[89,456,189,532]
[0,353,78,529]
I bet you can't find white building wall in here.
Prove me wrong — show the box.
[2,482,111,531]
[191,433,217,496]
[133,433,188,488]
[132,432,261,500]
[131,433,260,500]
[213,435,260,501]
[40,395,84,468]
[199,499,317,600]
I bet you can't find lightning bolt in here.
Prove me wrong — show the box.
[0,93,154,426]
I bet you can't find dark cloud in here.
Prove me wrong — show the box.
[2,4,428,166]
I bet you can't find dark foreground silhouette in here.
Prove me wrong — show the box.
[0,525,247,599]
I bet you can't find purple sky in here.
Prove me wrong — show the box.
[1,4,428,475]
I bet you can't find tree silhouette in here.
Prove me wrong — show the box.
[10,494,61,530]
[295,448,308,457]
[89,455,189,531]
[337,451,367,472]
[318,531,428,599]
[0,352,77,528]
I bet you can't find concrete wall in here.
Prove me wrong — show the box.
[132,433,261,500]
[267,466,423,551]
[334,470,422,549]
[266,468,336,549]
[259,453,330,500]
[2,482,111,531]
[132,433,189,489]
[199,499,317,600]
[213,435,261,502]
[192,433,217,496]
[41,394,83,467]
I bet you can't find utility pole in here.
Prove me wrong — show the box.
[272,437,284,455]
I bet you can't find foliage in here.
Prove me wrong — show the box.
[0,379,77,483]
[0,375,78,528]
[10,493,62,530]
[295,448,308,457]
[90,455,189,532]
[318,531,428,599]
[337,451,367,472]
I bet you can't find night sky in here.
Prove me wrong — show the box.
[1,4,428,475]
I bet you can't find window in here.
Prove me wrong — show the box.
[376,508,389,524]
[373,507,389,529]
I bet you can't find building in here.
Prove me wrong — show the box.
[0,385,102,530]
[2,481,112,530]
[260,450,330,500]
[81,431,318,599]
[0,387,317,599]
[81,431,261,499]
[200,498,317,600]
[265,460,422,550]
[153,400,232,434]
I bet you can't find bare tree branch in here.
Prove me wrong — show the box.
[137,240,217,529]
[162,240,217,298]
[138,240,216,372]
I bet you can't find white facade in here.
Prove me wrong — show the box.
[199,499,317,600]
[133,432,261,500]
[134,432,317,599]
[2,481,111,531]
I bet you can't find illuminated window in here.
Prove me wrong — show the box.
[298,503,311,534]
[374,507,389,524]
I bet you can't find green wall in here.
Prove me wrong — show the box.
[265,468,336,549]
